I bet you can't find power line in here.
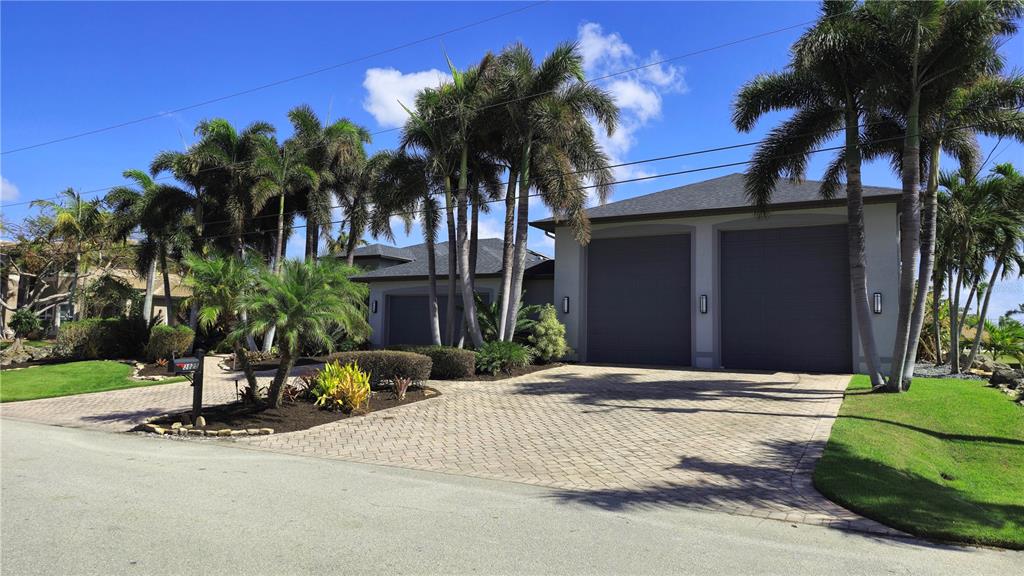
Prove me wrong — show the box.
[0,5,846,207]
[0,1,550,155]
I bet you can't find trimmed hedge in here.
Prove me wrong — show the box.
[54,317,147,360]
[146,325,195,362]
[322,350,432,388]
[390,345,476,379]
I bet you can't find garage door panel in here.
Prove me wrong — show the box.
[587,234,691,366]
[386,293,491,346]
[721,225,851,373]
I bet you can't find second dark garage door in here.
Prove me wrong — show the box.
[720,225,852,373]
[587,234,691,365]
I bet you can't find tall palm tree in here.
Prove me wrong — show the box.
[287,105,370,261]
[184,252,262,394]
[239,258,370,408]
[963,163,1024,369]
[733,1,888,388]
[491,42,618,342]
[862,0,1023,387]
[251,135,319,273]
[30,188,105,322]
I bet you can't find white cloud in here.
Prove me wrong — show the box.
[0,177,19,202]
[362,68,450,128]
[577,22,687,185]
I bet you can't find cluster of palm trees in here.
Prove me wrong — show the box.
[733,0,1023,391]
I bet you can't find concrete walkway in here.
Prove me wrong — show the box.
[2,359,890,533]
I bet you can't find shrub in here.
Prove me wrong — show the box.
[476,341,535,376]
[323,350,431,388]
[146,325,195,362]
[9,309,41,339]
[392,376,413,401]
[54,317,146,360]
[529,304,569,363]
[390,345,476,379]
[312,360,371,412]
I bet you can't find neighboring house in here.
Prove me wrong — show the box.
[532,173,900,374]
[351,239,554,347]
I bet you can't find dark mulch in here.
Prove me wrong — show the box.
[137,386,440,434]
[465,363,562,381]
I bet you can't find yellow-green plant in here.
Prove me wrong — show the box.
[312,360,371,412]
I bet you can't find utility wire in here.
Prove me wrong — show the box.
[0,1,550,155]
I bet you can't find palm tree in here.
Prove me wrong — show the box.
[732,1,887,388]
[239,259,370,408]
[287,105,371,261]
[963,163,1024,369]
[862,0,1023,387]
[491,42,618,342]
[251,135,319,273]
[184,252,262,394]
[30,188,105,322]
[339,152,392,266]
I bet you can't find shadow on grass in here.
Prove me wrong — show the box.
[841,415,1024,447]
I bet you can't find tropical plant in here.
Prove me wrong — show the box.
[391,376,413,401]
[986,317,1024,364]
[529,304,569,363]
[732,1,886,388]
[475,292,540,343]
[475,340,535,376]
[490,42,618,342]
[237,258,370,408]
[30,188,106,321]
[9,308,41,339]
[250,135,318,273]
[322,350,433,387]
[312,360,371,412]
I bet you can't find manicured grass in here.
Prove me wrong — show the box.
[814,375,1024,548]
[0,360,184,403]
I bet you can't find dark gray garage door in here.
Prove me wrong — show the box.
[720,225,852,373]
[386,293,489,346]
[587,234,691,365]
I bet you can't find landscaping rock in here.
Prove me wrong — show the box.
[990,368,1024,386]
[245,429,261,435]
[187,429,204,436]
[0,341,53,367]
[194,416,206,427]
[258,428,273,435]
[216,429,233,437]
[171,422,182,429]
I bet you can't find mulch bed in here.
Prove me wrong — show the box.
[137,386,440,435]
[135,362,179,378]
[462,363,563,381]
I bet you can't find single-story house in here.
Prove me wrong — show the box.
[531,172,901,374]
[351,239,554,347]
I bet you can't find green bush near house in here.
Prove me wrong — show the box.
[528,304,568,363]
[390,345,476,379]
[9,309,42,339]
[814,375,1024,549]
[54,317,147,360]
[322,350,431,388]
[146,325,195,362]
[475,341,534,376]
[0,360,184,402]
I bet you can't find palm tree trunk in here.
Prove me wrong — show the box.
[261,193,287,353]
[267,348,294,409]
[888,90,922,391]
[843,103,884,389]
[950,252,967,374]
[504,136,533,342]
[305,223,319,262]
[931,266,944,364]
[232,339,259,391]
[69,249,81,321]
[346,219,359,267]
[903,144,942,381]
[142,259,156,324]
[456,149,484,348]
[159,246,175,326]
[425,231,442,346]
[470,198,480,293]
[959,281,978,330]
[444,177,458,346]
[966,252,1005,369]
[497,169,518,342]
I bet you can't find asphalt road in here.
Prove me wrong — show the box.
[1,418,1020,575]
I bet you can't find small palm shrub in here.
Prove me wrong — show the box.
[476,341,535,376]
[389,345,476,379]
[324,350,432,388]
[10,309,42,339]
[312,360,371,412]
[528,304,568,363]
[146,325,195,362]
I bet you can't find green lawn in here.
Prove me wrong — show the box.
[0,360,184,403]
[815,375,1024,548]
[0,340,53,350]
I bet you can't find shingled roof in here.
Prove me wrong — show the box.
[351,238,550,282]
[531,172,901,231]
[346,243,416,262]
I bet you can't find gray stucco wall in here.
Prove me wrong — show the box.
[552,202,900,373]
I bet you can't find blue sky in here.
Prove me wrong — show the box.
[2,1,1022,318]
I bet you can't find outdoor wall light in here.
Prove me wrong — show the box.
[562,296,570,314]
[872,292,882,314]
[699,294,708,314]
[372,300,378,314]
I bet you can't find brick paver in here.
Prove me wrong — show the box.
[1,360,895,534]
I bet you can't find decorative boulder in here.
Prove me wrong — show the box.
[989,368,1024,386]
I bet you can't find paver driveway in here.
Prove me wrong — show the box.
[1,360,893,534]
